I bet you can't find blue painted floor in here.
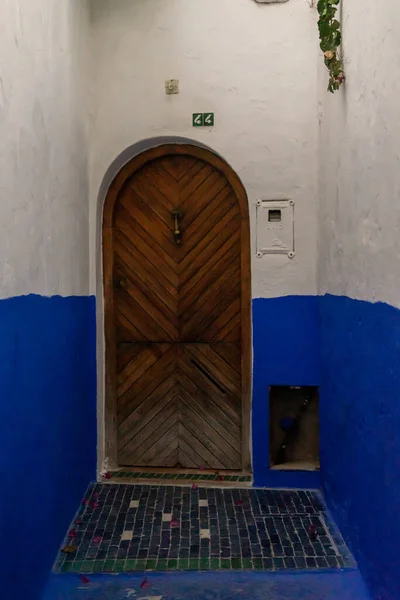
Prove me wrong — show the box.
[42,571,372,600]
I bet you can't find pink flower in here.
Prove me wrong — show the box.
[140,579,150,589]
[170,519,180,528]
[81,576,90,584]
[93,536,102,544]
[68,529,77,539]
[75,519,83,525]
[103,472,112,480]
[192,484,199,491]
[92,502,100,509]
[308,524,318,539]
[235,500,243,507]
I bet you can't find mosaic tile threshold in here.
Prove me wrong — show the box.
[55,485,355,574]
[106,471,252,485]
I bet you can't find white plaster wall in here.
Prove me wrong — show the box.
[89,0,320,299]
[0,0,91,299]
[318,0,400,308]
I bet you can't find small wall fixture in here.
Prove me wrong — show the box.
[256,199,295,258]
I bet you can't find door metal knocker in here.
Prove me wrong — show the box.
[171,210,183,245]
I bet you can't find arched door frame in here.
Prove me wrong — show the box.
[102,142,252,472]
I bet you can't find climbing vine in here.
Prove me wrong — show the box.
[317,0,345,93]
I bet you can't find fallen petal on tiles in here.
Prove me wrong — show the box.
[81,576,90,584]
[92,502,100,509]
[93,536,102,544]
[93,492,100,499]
[308,524,318,535]
[235,500,243,506]
[140,579,151,589]
[75,519,82,525]
[103,472,112,480]
[61,545,77,554]
[199,465,205,471]
[191,484,199,491]
[170,519,180,528]
[216,475,224,481]
[68,529,77,538]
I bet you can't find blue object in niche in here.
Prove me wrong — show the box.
[280,416,296,431]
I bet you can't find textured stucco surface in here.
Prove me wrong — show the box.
[318,0,400,308]
[318,2,400,598]
[0,0,91,299]
[89,0,319,299]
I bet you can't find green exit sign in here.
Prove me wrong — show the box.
[192,112,215,127]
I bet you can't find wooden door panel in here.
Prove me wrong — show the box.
[105,149,250,471]
[117,343,241,469]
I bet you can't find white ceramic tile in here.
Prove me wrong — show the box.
[121,530,133,541]
[200,529,211,539]
[129,500,140,508]
[199,500,209,507]
[162,513,172,522]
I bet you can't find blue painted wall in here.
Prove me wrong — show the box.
[252,296,320,488]
[0,295,97,600]
[319,294,400,600]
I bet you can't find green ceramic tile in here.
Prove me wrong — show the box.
[60,563,74,573]
[167,559,178,570]
[72,561,83,571]
[156,559,168,571]
[189,558,199,570]
[210,558,221,570]
[81,561,94,572]
[242,558,253,569]
[135,559,147,571]
[124,559,136,571]
[104,560,116,572]
[178,559,189,570]
[231,558,242,569]
[252,558,263,570]
[199,558,210,570]
[114,560,125,572]
[91,561,105,573]
[146,559,157,570]
[221,559,231,570]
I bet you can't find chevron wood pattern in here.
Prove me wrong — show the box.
[117,344,242,469]
[106,150,247,470]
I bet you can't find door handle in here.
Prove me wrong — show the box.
[171,210,183,245]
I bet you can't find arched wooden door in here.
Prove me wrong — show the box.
[103,145,251,472]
